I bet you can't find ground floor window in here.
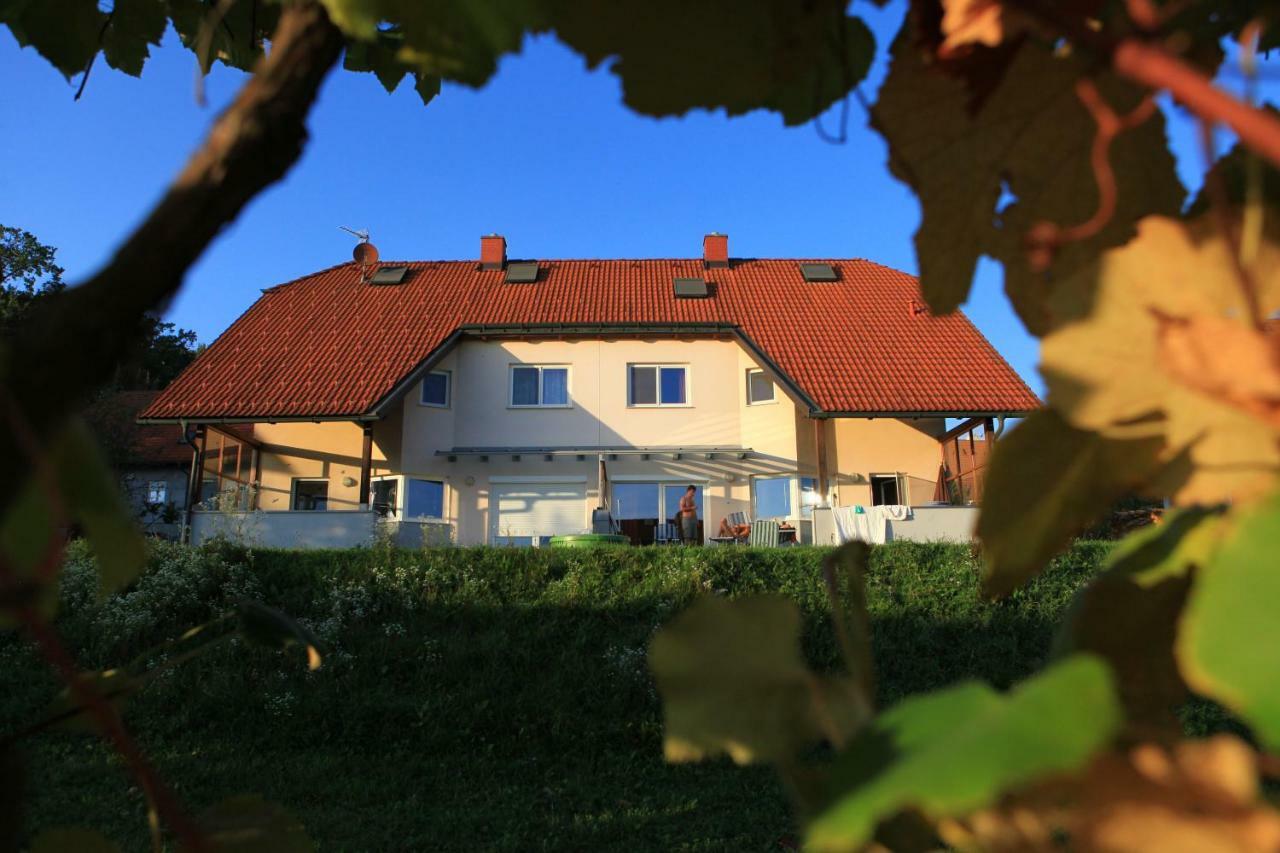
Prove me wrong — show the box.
[146,480,168,505]
[372,477,446,519]
[292,478,329,511]
[871,474,902,506]
[611,482,703,545]
[752,476,792,519]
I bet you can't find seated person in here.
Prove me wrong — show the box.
[718,517,751,541]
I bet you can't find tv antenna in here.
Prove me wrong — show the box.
[339,226,378,281]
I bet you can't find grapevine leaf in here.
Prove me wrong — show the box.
[1042,215,1280,506]
[30,828,120,853]
[237,599,323,670]
[320,0,873,124]
[872,24,1182,327]
[0,418,145,627]
[198,795,313,853]
[0,0,105,78]
[101,0,167,76]
[167,0,280,74]
[1178,489,1280,751]
[649,594,869,764]
[343,33,411,93]
[55,419,148,596]
[1188,132,1280,218]
[1055,508,1227,730]
[977,408,1166,597]
[807,656,1121,851]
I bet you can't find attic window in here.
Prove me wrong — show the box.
[673,277,709,298]
[800,263,838,282]
[368,266,408,285]
[505,262,539,283]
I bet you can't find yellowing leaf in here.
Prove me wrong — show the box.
[199,795,312,853]
[30,828,120,853]
[872,26,1182,324]
[1042,216,1280,506]
[1029,737,1280,851]
[977,408,1166,597]
[1178,489,1280,751]
[649,595,869,764]
[806,656,1120,851]
[1155,313,1280,431]
[938,0,1022,57]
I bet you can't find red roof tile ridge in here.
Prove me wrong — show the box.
[261,259,358,292]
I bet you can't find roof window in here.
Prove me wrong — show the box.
[368,265,408,285]
[800,263,838,282]
[505,262,539,283]
[673,277,709,298]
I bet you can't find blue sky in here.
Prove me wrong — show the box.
[0,4,1260,395]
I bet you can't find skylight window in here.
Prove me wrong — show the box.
[368,265,408,285]
[800,263,838,282]
[505,262,539,283]
[673,277,709,298]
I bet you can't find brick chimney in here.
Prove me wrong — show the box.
[703,232,729,268]
[480,234,506,270]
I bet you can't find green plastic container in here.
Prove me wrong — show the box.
[547,534,630,549]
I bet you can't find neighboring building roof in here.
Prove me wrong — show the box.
[141,257,1039,420]
[86,391,191,466]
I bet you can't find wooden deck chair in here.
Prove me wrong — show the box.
[748,519,780,547]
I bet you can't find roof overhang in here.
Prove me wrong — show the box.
[141,322,1037,424]
[438,445,754,460]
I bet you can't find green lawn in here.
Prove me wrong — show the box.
[2,541,1107,851]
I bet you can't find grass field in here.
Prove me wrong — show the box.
[2,540,1108,851]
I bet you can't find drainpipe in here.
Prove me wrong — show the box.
[180,424,206,545]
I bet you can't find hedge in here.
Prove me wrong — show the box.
[1,539,1110,851]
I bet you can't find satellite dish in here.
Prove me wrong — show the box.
[353,242,379,265]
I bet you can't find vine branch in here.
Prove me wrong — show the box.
[1024,81,1156,270]
[0,1,345,523]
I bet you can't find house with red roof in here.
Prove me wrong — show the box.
[140,234,1036,548]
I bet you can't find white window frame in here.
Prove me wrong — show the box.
[419,369,451,408]
[626,363,691,408]
[146,480,168,504]
[290,477,330,511]
[508,364,572,409]
[369,474,448,520]
[746,368,777,405]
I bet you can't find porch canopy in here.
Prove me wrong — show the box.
[436,446,754,461]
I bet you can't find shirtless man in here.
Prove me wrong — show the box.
[718,517,750,541]
[678,485,699,544]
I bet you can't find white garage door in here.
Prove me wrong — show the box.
[490,482,587,544]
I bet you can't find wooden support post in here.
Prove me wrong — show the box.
[813,418,830,506]
[359,426,373,509]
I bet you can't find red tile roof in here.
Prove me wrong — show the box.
[141,258,1039,420]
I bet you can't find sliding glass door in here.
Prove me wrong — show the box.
[611,483,704,545]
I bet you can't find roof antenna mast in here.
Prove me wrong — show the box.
[339,226,378,283]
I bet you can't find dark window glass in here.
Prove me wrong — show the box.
[512,367,539,406]
[372,479,398,518]
[629,366,657,405]
[748,370,774,403]
[421,371,449,407]
[293,480,329,511]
